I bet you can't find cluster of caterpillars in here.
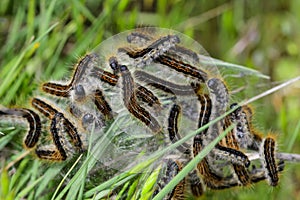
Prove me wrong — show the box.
[0,27,284,198]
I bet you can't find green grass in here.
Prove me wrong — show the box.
[0,1,300,200]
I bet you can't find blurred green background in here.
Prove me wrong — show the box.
[0,0,299,199]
